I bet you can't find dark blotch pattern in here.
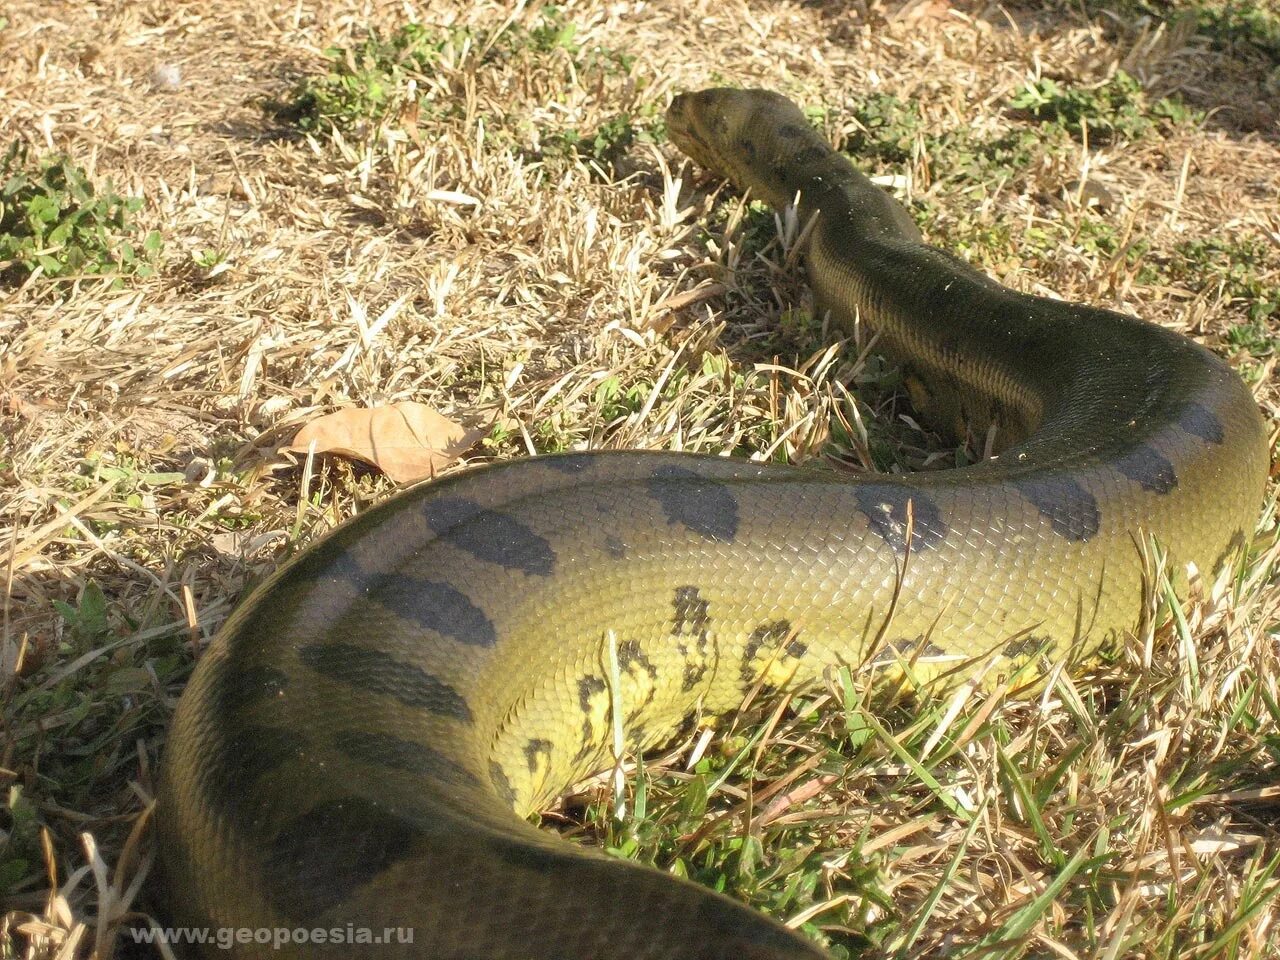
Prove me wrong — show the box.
[1013,475,1101,542]
[542,453,596,474]
[740,620,793,682]
[870,635,945,666]
[425,496,556,577]
[604,534,628,560]
[673,586,710,637]
[299,642,473,722]
[1179,401,1225,444]
[487,834,580,874]
[647,465,739,542]
[578,675,606,714]
[777,123,808,139]
[489,761,517,807]
[617,639,659,681]
[267,797,416,920]
[870,639,906,666]
[673,585,712,691]
[364,573,497,647]
[1004,635,1051,658]
[216,664,288,714]
[1114,445,1177,494]
[854,484,947,554]
[524,738,553,773]
[209,723,307,821]
[307,544,366,587]
[737,137,758,161]
[681,662,707,691]
[332,729,479,788]
[791,145,829,167]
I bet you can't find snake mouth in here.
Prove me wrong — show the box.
[664,95,704,150]
[666,95,726,180]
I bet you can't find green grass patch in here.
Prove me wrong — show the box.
[540,104,663,170]
[842,93,1071,199]
[843,92,924,166]
[1009,70,1198,143]
[273,22,467,133]
[278,10,639,144]
[0,142,161,284]
[1082,0,1280,62]
[1168,236,1278,354]
[1194,0,1280,60]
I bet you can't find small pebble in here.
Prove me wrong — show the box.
[150,63,182,91]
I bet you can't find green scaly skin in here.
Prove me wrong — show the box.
[154,89,1268,959]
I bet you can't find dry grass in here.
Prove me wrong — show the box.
[2,1,1278,958]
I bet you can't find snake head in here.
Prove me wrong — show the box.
[666,88,831,210]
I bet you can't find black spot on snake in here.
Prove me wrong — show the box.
[792,145,829,167]
[333,729,479,787]
[648,465,739,542]
[299,642,473,722]
[853,484,947,554]
[673,586,712,690]
[617,639,659,681]
[740,620,793,682]
[209,724,306,819]
[425,497,556,577]
[1179,401,1225,444]
[216,664,288,714]
[542,453,595,474]
[523,738,553,773]
[1013,475,1101,542]
[673,585,711,636]
[785,637,808,658]
[682,662,707,692]
[1114,445,1177,494]
[777,123,808,139]
[578,675,606,713]
[1004,634,1051,658]
[737,137,757,161]
[487,834,580,874]
[364,573,497,647]
[266,797,416,921]
[489,761,516,807]
[870,640,906,666]
[302,544,372,595]
[604,534,628,559]
[870,635,946,666]
[573,730,598,764]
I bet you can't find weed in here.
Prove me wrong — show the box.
[1009,70,1196,143]
[1097,0,1280,61]
[543,109,658,169]
[1195,0,1280,60]
[1170,235,1278,339]
[0,142,161,284]
[275,23,467,134]
[844,93,923,166]
[509,5,635,74]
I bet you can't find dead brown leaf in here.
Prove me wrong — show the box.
[284,402,485,483]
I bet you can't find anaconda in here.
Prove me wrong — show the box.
[155,88,1269,959]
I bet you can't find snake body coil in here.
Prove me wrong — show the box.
[156,89,1268,959]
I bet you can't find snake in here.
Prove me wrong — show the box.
[154,88,1268,959]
